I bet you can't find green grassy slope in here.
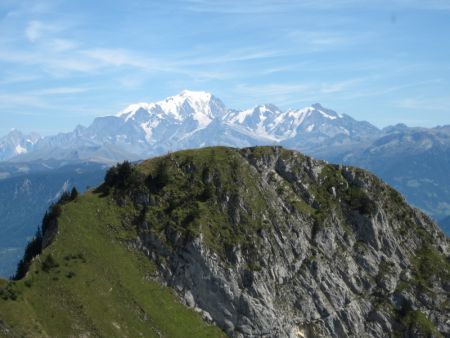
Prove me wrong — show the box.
[0,190,225,337]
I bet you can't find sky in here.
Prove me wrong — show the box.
[0,0,449,136]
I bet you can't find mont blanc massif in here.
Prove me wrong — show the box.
[0,91,449,337]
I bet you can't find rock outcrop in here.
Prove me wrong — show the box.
[120,146,449,338]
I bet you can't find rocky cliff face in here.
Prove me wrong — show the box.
[108,146,449,338]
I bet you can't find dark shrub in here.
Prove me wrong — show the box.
[104,161,145,192]
[42,254,59,273]
[70,187,79,200]
[146,160,169,193]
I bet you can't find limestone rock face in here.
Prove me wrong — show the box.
[131,146,449,338]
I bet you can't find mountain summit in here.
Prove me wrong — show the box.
[117,90,227,128]
[1,146,448,337]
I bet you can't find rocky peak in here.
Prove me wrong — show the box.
[2,146,449,337]
[108,146,449,338]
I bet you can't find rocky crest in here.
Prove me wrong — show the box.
[104,146,449,338]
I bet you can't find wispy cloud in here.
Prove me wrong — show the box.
[258,62,312,75]
[336,79,444,100]
[178,0,363,14]
[43,56,100,74]
[231,83,317,107]
[179,0,450,13]
[47,38,78,52]
[1,33,288,80]
[31,86,90,95]
[228,77,377,108]
[395,97,450,111]
[392,0,450,10]
[1,0,449,133]
[0,48,97,74]
[177,47,286,66]
[0,86,92,110]
[25,20,44,42]
[82,48,152,69]
[320,79,363,94]
[0,49,35,64]
[24,20,61,42]
[235,83,311,97]
[234,79,364,99]
[0,93,49,110]
[287,30,378,53]
[0,73,39,85]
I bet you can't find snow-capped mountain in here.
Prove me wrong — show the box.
[0,130,41,161]
[3,90,380,163]
[224,102,380,147]
[224,104,283,141]
[118,90,226,129]
[14,90,230,162]
[111,90,228,148]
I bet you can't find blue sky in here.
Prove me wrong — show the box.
[0,0,449,136]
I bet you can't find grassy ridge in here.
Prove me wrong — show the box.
[1,145,447,337]
[0,191,225,337]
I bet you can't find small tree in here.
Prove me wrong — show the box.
[104,161,133,189]
[58,190,71,204]
[117,161,133,189]
[147,160,169,192]
[41,254,58,272]
[104,161,146,194]
[104,165,118,187]
[70,187,78,200]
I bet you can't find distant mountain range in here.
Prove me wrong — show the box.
[1,90,449,231]
[341,125,450,222]
[0,90,381,163]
